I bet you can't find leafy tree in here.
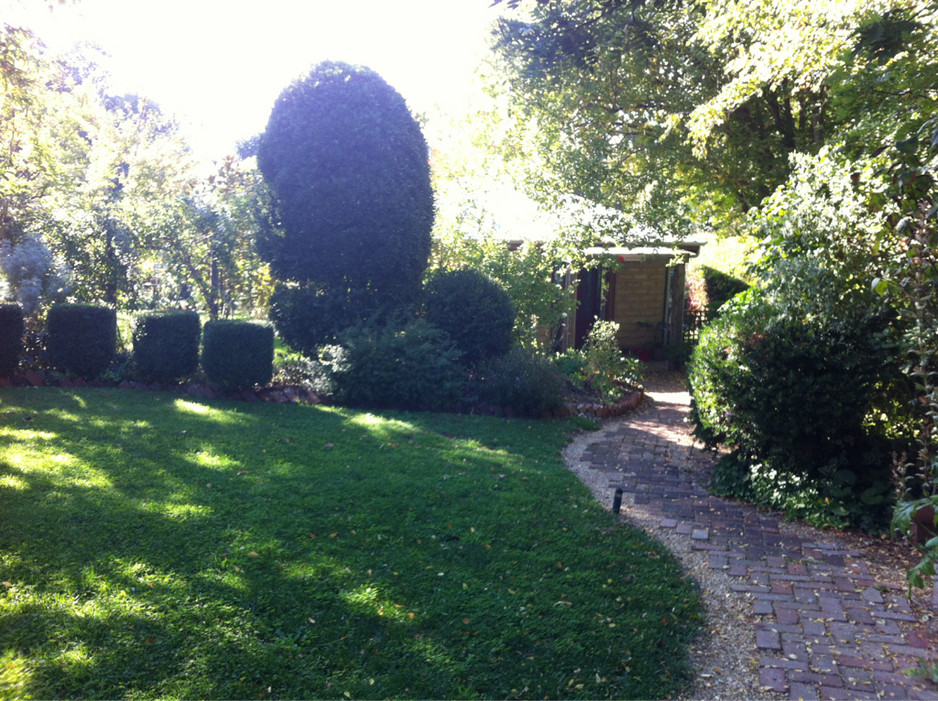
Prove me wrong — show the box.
[159,157,273,319]
[488,0,927,232]
[257,61,434,306]
[0,24,272,320]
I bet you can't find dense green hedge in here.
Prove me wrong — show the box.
[46,304,116,379]
[699,265,750,318]
[132,310,201,383]
[0,304,24,377]
[688,281,899,531]
[202,320,274,390]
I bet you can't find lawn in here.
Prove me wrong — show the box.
[0,387,701,699]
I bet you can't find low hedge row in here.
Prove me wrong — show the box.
[0,303,273,389]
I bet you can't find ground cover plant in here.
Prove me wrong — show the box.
[0,388,701,700]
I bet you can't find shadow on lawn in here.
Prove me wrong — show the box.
[0,386,700,699]
[0,389,567,698]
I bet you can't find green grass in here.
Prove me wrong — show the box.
[0,387,702,699]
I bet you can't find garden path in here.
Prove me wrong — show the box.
[567,372,938,700]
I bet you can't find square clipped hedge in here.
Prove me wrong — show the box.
[132,310,201,383]
[201,320,273,390]
[46,304,117,379]
[0,303,24,377]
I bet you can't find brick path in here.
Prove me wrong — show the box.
[577,374,938,700]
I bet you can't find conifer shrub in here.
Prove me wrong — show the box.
[46,303,116,378]
[0,303,24,376]
[424,269,515,365]
[202,320,274,390]
[258,61,434,323]
[474,347,567,418]
[131,310,201,383]
[269,284,402,357]
[321,319,465,411]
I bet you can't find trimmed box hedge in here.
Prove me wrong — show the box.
[0,303,24,377]
[202,320,273,390]
[132,310,201,383]
[46,304,117,379]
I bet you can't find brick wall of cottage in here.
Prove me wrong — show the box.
[611,261,667,350]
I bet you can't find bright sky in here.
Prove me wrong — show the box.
[9,0,506,162]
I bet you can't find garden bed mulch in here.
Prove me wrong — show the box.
[0,370,322,406]
[0,369,646,420]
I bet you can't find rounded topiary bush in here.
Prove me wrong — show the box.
[132,309,201,383]
[424,269,515,365]
[202,320,274,390]
[46,303,116,378]
[0,303,24,376]
[322,319,465,411]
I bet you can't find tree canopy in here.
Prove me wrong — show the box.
[488,0,935,233]
[0,22,271,318]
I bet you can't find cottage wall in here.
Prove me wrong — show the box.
[611,261,666,351]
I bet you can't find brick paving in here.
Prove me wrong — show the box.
[577,374,938,700]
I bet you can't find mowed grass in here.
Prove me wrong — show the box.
[0,387,701,700]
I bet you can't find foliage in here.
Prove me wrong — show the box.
[424,268,515,365]
[571,320,644,402]
[271,350,334,396]
[257,61,434,306]
[159,157,274,319]
[0,303,24,376]
[45,303,117,379]
[0,25,270,319]
[871,118,938,589]
[488,0,935,235]
[0,234,68,315]
[267,283,405,357]
[487,0,849,229]
[696,266,750,318]
[201,319,274,390]
[131,309,200,383]
[0,387,702,699]
[320,319,466,412]
[688,273,899,530]
[429,230,580,351]
[473,346,569,418]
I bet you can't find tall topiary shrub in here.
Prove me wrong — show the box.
[268,284,402,356]
[201,320,274,390]
[0,303,24,376]
[424,269,515,365]
[46,303,116,378]
[257,61,434,344]
[132,310,201,383]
